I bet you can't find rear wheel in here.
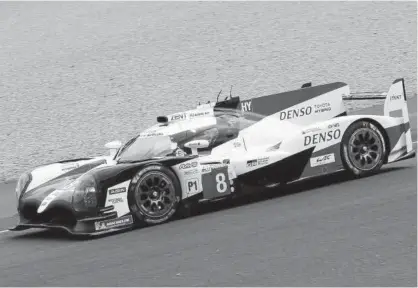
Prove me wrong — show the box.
[129,164,182,225]
[341,120,387,177]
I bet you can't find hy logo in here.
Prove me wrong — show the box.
[241,100,252,112]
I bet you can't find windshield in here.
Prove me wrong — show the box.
[116,108,267,162]
[117,135,177,163]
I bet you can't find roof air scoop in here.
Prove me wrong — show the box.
[157,116,168,123]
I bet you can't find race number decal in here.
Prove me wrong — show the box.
[186,178,199,195]
[202,166,232,200]
[215,172,228,193]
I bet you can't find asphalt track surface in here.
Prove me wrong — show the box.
[0,101,416,286]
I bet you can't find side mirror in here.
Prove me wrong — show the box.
[104,140,122,157]
[184,140,209,155]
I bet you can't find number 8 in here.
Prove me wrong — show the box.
[215,173,227,193]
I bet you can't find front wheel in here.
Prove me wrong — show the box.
[341,120,387,177]
[128,164,182,225]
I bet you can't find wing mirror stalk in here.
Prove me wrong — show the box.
[184,140,209,155]
[104,140,122,158]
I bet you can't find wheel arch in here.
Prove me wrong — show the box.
[126,161,184,225]
[127,161,183,199]
[342,117,391,164]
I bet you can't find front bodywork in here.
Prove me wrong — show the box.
[12,156,197,235]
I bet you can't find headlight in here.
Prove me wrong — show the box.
[71,174,99,212]
[15,172,32,200]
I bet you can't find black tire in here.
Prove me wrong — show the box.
[128,164,182,225]
[341,120,387,177]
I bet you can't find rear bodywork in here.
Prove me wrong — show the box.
[11,78,414,235]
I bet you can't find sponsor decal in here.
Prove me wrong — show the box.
[139,132,164,138]
[313,102,331,113]
[310,153,335,167]
[201,163,227,173]
[247,159,257,167]
[241,100,252,112]
[105,181,131,217]
[184,168,199,176]
[257,157,269,165]
[201,166,212,174]
[280,106,312,120]
[189,111,211,118]
[222,159,230,164]
[171,113,187,121]
[304,129,341,146]
[208,163,227,169]
[390,95,402,101]
[247,157,269,167]
[280,102,331,121]
[109,187,126,195]
[109,198,124,204]
[94,215,133,231]
[179,161,198,170]
[327,123,340,129]
[170,110,212,121]
[233,142,241,148]
[62,163,79,172]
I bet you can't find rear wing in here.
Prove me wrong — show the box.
[341,78,413,153]
[383,78,413,152]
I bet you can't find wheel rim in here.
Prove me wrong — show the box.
[134,171,176,218]
[348,128,383,171]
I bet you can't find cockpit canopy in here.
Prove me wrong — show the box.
[117,108,265,162]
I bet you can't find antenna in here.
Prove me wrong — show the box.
[216,89,222,103]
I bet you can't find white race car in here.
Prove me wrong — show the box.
[11,78,414,236]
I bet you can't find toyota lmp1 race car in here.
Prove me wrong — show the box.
[11,78,415,236]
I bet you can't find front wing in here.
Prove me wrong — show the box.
[10,213,137,236]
